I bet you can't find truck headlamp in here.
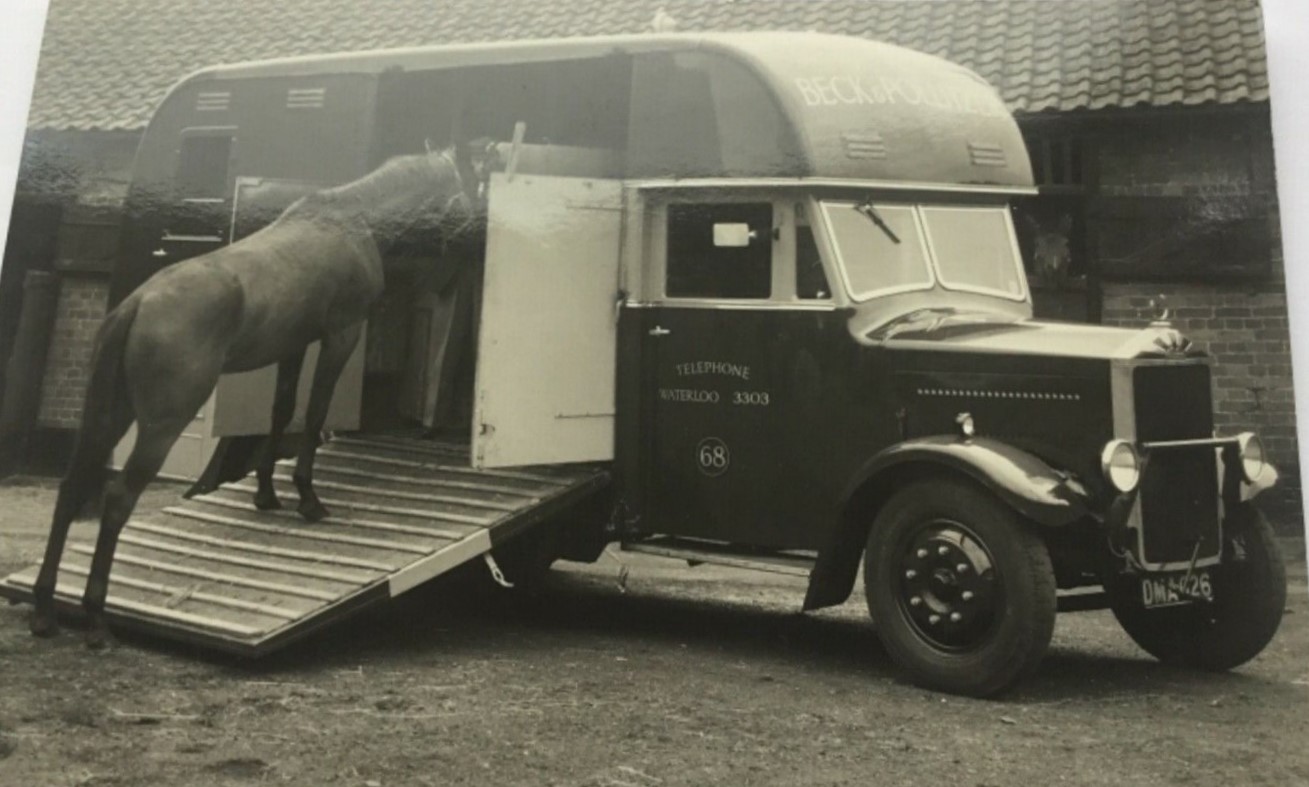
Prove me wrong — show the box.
[1237,432,1266,483]
[1100,439,1141,493]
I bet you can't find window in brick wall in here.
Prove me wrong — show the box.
[1025,134,1085,190]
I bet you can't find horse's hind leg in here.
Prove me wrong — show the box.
[293,324,363,523]
[81,416,189,649]
[254,349,307,511]
[30,399,133,637]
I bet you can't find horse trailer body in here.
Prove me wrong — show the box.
[1,33,1286,695]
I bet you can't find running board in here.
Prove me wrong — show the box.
[622,537,814,578]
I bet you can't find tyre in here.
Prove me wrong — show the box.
[1110,505,1286,670]
[864,478,1057,697]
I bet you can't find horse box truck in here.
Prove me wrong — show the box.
[0,33,1287,696]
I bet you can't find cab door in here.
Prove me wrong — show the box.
[640,199,835,549]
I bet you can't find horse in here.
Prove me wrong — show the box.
[1023,212,1073,286]
[29,144,485,647]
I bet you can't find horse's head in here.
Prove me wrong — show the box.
[411,141,495,242]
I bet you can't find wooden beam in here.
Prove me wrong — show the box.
[126,521,398,571]
[117,532,378,584]
[68,544,338,601]
[57,562,302,620]
[163,506,436,555]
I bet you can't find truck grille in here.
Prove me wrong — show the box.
[1132,364,1220,565]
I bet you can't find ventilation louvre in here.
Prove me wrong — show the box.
[841,131,887,160]
[286,88,326,110]
[968,141,1007,167]
[195,92,230,112]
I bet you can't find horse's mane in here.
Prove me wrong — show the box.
[293,151,462,215]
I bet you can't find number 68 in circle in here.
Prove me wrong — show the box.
[695,437,731,477]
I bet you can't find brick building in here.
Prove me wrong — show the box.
[1,0,1299,520]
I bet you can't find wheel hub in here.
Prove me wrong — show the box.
[897,521,999,651]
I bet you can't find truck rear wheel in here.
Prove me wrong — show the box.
[864,479,1056,697]
[1110,505,1286,670]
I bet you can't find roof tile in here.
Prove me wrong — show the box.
[25,0,1270,130]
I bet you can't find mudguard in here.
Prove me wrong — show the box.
[802,435,1090,611]
[848,435,1090,527]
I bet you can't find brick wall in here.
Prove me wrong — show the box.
[35,274,110,428]
[16,131,136,434]
[1093,109,1301,524]
[1101,284,1297,492]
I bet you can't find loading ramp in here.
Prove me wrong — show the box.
[0,435,609,656]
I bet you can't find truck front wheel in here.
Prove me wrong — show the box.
[1109,505,1286,670]
[864,479,1057,697]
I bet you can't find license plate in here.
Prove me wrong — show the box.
[1141,570,1213,608]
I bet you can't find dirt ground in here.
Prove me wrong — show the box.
[0,476,1306,787]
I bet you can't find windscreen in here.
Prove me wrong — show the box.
[820,202,932,299]
[921,206,1025,300]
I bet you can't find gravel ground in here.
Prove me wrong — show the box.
[0,475,1306,787]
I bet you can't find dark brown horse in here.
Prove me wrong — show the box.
[30,146,482,646]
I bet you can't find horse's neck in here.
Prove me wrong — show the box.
[366,164,462,246]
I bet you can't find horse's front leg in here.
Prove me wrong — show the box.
[254,349,307,511]
[293,324,363,523]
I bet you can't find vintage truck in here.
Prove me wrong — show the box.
[1,32,1286,696]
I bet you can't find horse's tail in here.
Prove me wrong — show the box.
[65,294,141,500]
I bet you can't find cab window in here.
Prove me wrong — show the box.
[821,201,931,300]
[665,202,772,299]
[921,206,1026,300]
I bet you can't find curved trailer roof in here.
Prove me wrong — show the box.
[173,32,1034,189]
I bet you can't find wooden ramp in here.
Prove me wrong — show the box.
[0,435,609,656]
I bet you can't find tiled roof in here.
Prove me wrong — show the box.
[27,0,1269,131]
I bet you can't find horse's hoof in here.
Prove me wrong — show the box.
[29,611,60,638]
[253,491,283,511]
[84,621,114,651]
[298,501,329,523]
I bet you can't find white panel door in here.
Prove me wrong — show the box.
[472,173,624,468]
[210,333,366,436]
[112,393,218,481]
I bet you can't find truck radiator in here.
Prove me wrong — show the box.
[1132,364,1221,565]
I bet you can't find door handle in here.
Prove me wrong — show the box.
[152,248,168,257]
[648,326,672,337]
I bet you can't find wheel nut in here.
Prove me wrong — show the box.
[937,546,950,556]
[929,614,941,625]
[916,548,929,559]
[950,612,963,622]
[956,563,969,574]
[961,591,974,601]
[909,596,922,607]
[905,569,918,580]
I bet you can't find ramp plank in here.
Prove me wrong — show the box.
[0,435,610,656]
[190,493,475,540]
[163,506,437,555]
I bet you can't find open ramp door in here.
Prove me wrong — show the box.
[473,174,624,468]
[0,436,608,656]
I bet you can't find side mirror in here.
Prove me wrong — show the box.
[712,223,756,247]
